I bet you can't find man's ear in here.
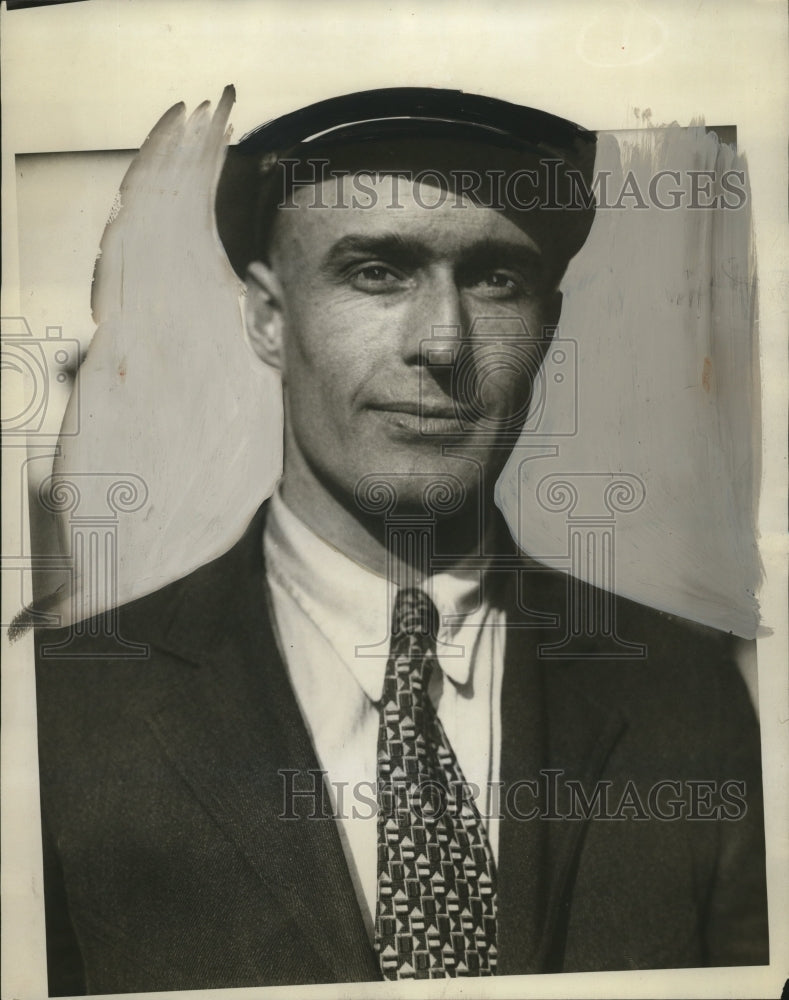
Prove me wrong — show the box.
[245,261,286,371]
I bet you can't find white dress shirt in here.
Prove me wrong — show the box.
[263,488,505,933]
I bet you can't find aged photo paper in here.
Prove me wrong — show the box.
[2,1,787,998]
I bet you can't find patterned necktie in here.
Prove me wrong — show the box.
[374,587,497,979]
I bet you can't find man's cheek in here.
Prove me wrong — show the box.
[464,352,539,416]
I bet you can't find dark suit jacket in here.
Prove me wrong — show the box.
[36,503,769,995]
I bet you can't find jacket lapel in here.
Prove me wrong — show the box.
[496,565,627,975]
[496,611,547,975]
[129,504,380,983]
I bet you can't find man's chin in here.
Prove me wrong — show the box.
[349,454,489,521]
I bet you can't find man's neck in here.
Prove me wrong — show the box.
[279,473,497,582]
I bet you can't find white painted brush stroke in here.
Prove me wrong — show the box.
[499,126,761,638]
[52,88,282,614]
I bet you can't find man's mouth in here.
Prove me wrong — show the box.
[368,400,476,436]
[374,400,457,419]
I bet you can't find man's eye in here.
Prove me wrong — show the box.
[350,264,404,291]
[471,271,527,298]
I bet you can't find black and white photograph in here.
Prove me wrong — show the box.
[2,2,787,998]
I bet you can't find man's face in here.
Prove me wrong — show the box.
[247,174,561,520]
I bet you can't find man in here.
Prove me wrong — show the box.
[35,88,768,994]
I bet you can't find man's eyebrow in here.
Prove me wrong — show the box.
[458,239,543,271]
[320,233,431,272]
[320,234,544,273]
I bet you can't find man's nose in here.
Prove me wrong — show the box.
[403,269,466,364]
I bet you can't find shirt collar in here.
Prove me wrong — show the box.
[263,487,490,699]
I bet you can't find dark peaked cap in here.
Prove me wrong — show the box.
[215,87,598,279]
